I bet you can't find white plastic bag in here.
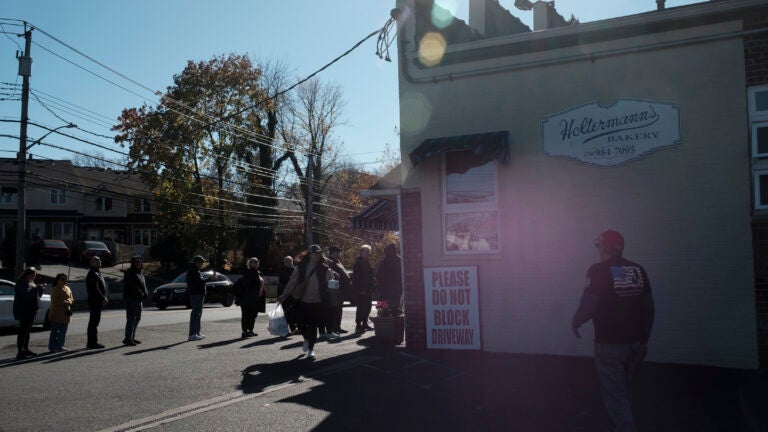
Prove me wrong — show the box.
[267,302,290,337]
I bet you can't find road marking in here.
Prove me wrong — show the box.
[97,355,380,432]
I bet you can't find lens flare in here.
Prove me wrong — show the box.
[432,0,456,29]
[419,32,447,67]
[400,92,432,135]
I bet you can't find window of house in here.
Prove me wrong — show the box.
[751,121,768,158]
[50,189,66,205]
[95,196,113,211]
[443,150,499,253]
[749,85,768,210]
[134,228,152,246]
[0,221,12,240]
[134,198,151,213]
[1,187,17,204]
[51,222,74,241]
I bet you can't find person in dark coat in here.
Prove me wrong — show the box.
[86,256,108,349]
[235,257,265,338]
[14,267,43,359]
[327,246,351,334]
[277,256,298,334]
[187,255,212,342]
[122,256,148,346]
[376,243,402,306]
[352,244,376,333]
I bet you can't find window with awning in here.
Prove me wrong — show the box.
[409,131,509,167]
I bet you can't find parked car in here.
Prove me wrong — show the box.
[38,239,70,263]
[0,279,51,329]
[77,241,113,265]
[152,271,234,310]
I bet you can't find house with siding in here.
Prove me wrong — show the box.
[0,158,154,261]
[387,0,768,369]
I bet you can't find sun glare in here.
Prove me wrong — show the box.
[432,0,457,28]
[418,32,447,67]
[400,92,432,135]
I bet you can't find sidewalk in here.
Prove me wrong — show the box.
[385,348,768,432]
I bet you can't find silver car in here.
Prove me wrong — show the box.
[0,279,51,329]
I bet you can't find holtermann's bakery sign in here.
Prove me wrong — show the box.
[424,266,481,350]
[542,99,681,166]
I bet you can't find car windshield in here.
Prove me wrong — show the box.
[83,241,108,250]
[0,286,13,295]
[44,240,67,247]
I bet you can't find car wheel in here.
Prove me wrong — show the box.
[156,303,168,310]
[222,293,234,307]
[42,310,51,330]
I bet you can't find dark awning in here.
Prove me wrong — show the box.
[351,199,398,231]
[409,131,510,167]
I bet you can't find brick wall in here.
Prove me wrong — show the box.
[745,14,768,86]
[401,190,426,348]
[745,13,768,368]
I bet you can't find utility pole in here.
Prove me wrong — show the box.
[15,25,32,277]
[305,152,314,246]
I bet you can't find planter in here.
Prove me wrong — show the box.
[371,315,405,345]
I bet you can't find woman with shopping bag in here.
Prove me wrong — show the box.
[277,244,332,359]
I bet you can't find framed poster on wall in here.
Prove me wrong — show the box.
[423,266,481,350]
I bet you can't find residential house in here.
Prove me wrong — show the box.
[0,158,154,261]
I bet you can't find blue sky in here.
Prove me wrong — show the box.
[0,0,700,170]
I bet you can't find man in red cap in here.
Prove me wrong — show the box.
[572,229,655,432]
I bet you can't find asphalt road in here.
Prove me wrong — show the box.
[1,304,478,432]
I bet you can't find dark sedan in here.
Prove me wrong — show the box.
[77,240,113,265]
[39,239,70,263]
[152,271,234,310]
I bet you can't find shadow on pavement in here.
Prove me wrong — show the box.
[124,341,187,355]
[197,337,244,349]
[42,345,127,364]
[239,345,490,431]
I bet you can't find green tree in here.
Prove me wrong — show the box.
[114,54,271,259]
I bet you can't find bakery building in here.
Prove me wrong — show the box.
[382,0,768,369]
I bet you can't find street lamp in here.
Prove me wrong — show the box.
[14,123,77,276]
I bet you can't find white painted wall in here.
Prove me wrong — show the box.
[398,13,758,369]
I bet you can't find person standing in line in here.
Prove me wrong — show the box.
[122,256,148,346]
[14,267,43,359]
[86,256,108,349]
[236,257,265,338]
[352,244,376,333]
[376,243,402,306]
[187,255,212,342]
[277,256,298,334]
[572,229,655,432]
[277,245,332,359]
[48,273,73,352]
[327,245,351,335]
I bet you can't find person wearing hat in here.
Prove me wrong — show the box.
[86,256,108,349]
[187,255,212,341]
[122,256,148,346]
[571,229,655,432]
[14,267,44,359]
[327,246,351,335]
[277,245,333,359]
